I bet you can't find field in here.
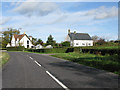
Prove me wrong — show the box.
[51,52,119,75]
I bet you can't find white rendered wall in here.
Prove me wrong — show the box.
[20,35,34,48]
[11,35,16,46]
[72,40,93,47]
[64,35,71,41]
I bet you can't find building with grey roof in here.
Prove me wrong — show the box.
[65,29,93,47]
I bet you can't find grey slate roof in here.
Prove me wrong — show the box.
[68,33,92,40]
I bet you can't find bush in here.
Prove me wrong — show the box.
[0,48,6,50]
[61,41,70,47]
[27,46,119,56]
[6,46,25,51]
[27,47,69,53]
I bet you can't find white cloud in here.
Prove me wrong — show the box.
[0,17,11,25]
[12,1,59,16]
[3,4,118,41]
[85,6,118,20]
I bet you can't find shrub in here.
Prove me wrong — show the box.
[0,48,6,50]
[27,46,119,56]
[6,46,25,51]
[27,47,69,53]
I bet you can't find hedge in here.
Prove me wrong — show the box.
[27,47,75,53]
[74,47,119,55]
[6,46,25,51]
[0,48,6,50]
[27,47,119,56]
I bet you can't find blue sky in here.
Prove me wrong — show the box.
[1,1,118,42]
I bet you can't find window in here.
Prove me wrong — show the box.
[89,43,91,46]
[31,46,34,48]
[82,43,85,45]
[27,40,29,44]
[76,43,79,45]
[27,45,29,48]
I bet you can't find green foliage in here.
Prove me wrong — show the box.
[96,38,106,45]
[6,46,25,51]
[46,35,56,46]
[32,38,43,46]
[27,47,68,53]
[2,28,20,48]
[27,46,119,56]
[52,53,120,75]
[0,52,10,66]
[36,39,43,45]
[31,37,37,46]
[61,41,70,47]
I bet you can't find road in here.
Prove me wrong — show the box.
[2,52,119,89]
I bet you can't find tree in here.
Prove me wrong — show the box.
[96,38,106,45]
[61,41,70,47]
[46,35,56,46]
[36,39,43,45]
[91,35,99,42]
[32,37,37,46]
[2,28,20,48]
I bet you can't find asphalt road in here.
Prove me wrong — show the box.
[2,52,119,89]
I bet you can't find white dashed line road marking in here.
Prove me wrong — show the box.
[46,71,69,90]
[34,61,41,67]
[29,57,33,60]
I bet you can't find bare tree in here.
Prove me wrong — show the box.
[92,35,99,42]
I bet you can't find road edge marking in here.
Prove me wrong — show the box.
[46,71,69,90]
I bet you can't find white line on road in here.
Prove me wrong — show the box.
[34,61,41,67]
[46,71,69,90]
[29,57,33,60]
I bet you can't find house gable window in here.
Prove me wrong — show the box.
[27,40,29,44]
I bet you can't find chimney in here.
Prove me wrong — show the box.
[74,31,76,34]
[68,29,71,34]
[29,36,32,41]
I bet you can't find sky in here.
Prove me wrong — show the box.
[1,0,119,43]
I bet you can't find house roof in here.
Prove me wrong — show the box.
[68,33,92,40]
[14,34,25,41]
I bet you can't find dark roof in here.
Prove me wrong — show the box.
[68,33,92,40]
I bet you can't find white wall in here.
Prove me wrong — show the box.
[72,40,93,47]
[35,44,43,49]
[20,35,34,48]
[65,35,71,41]
[11,35,16,46]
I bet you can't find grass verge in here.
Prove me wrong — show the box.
[0,52,10,67]
[51,52,119,75]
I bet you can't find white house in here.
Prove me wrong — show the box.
[46,45,53,48]
[35,44,43,49]
[6,33,34,48]
[65,30,93,47]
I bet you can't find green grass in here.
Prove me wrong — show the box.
[0,52,10,67]
[51,52,119,75]
[24,51,55,54]
[96,45,118,49]
[78,45,118,49]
